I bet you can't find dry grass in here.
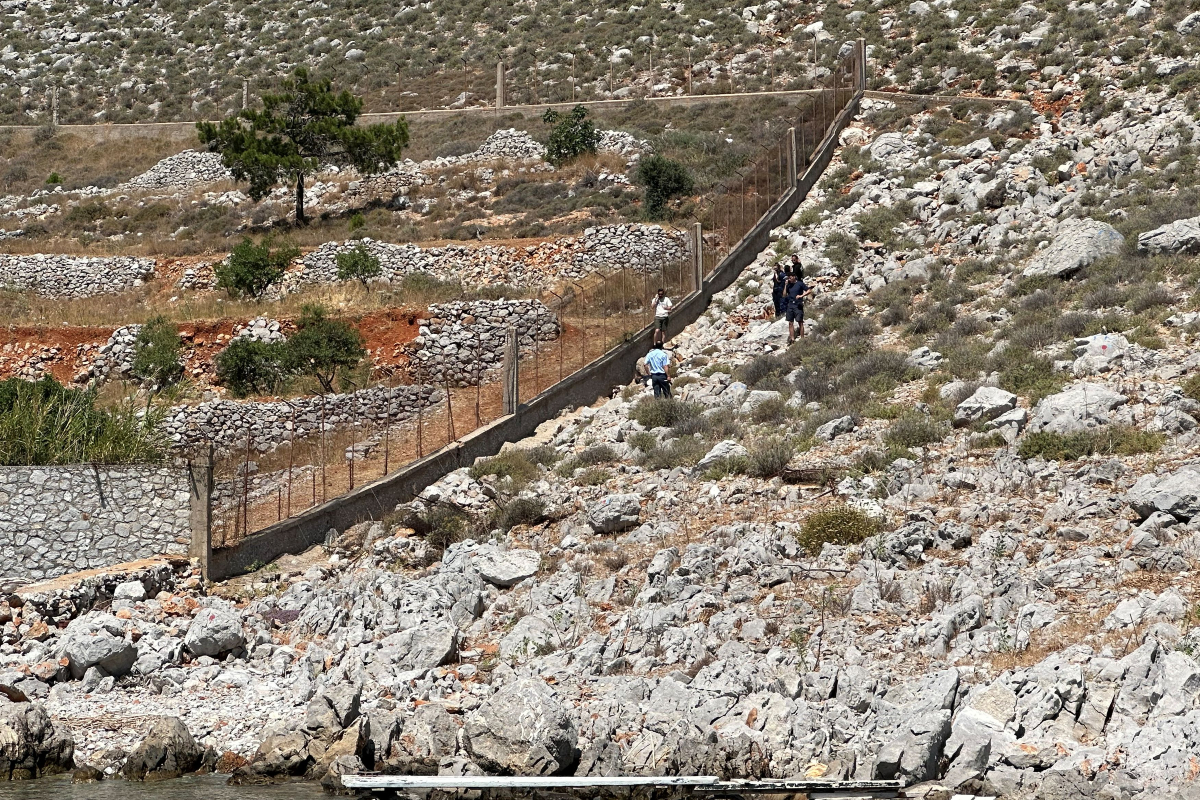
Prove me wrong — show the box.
[0,129,191,196]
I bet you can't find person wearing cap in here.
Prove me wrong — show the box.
[782,267,812,344]
[645,341,673,398]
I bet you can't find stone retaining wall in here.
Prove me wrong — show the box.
[0,255,155,298]
[408,299,559,386]
[163,383,443,453]
[0,466,192,585]
[291,224,686,291]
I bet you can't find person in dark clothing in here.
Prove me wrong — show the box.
[783,271,812,344]
[771,263,788,317]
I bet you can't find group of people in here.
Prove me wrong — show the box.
[635,256,812,398]
[773,254,812,344]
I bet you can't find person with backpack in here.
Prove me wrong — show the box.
[645,341,673,398]
[652,288,673,345]
[783,268,813,344]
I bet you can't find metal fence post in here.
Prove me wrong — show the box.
[787,127,798,188]
[502,326,520,415]
[188,446,213,581]
[691,222,703,292]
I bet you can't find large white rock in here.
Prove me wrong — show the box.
[1027,383,1127,435]
[1137,215,1200,254]
[953,387,1018,427]
[1023,218,1125,278]
[586,493,642,533]
[1125,466,1200,521]
[1072,333,1129,376]
[474,546,541,587]
[183,606,245,658]
[464,679,577,775]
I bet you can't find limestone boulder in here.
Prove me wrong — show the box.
[464,678,577,775]
[1023,218,1125,278]
[0,701,75,780]
[121,716,205,781]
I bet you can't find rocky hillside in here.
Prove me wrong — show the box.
[4,79,1200,800]
[11,0,1200,125]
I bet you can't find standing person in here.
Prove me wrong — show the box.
[771,262,787,317]
[652,288,673,345]
[783,270,813,344]
[645,341,673,398]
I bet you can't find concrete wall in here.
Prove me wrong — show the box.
[205,84,865,581]
[0,466,193,585]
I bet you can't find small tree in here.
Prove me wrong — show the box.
[130,316,183,399]
[197,68,410,224]
[542,105,601,166]
[214,339,287,398]
[336,242,382,290]
[215,237,299,299]
[636,155,694,220]
[284,304,366,393]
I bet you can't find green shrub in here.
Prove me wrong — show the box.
[639,436,708,471]
[542,105,600,166]
[747,437,794,478]
[423,505,469,554]
[214,338,287,398]
[750,396,790,424]
[557,444,618,475]
[1183,374,1200,402]
[216,237,299,299]
[884,414,947,448]
[470,446,558,488]
[994,350,1064,403]
[627,431,658,453]
[283,304,366,393]
[823,232,860,274]
[636,154,694,220]
[490,497,547,532]
[1018,426,1166,461]
[46,172,62,185]
[702,456,749,480]
[735,353,788,388]
[576,467,611,486]
[336,242,382,289]
[630,398,702,429]
[798,504,883,555]
[0,376,166,465]
[130,316,183,393]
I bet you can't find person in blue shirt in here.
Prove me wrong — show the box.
[644,342,673,398]
[783,269,812,344]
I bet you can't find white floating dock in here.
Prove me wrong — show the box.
[340,775,906,799]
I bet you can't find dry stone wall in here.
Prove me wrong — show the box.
[0,254,155,298]
[0,465,191,586]
[292,224,687,291]
[408,299,559,386]
[162,383,442,453]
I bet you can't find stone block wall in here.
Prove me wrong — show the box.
[162,383,443,454]
[291,224,687,292]
[0,466,192,585]
[0,254,155,298]
[407,299,559,386]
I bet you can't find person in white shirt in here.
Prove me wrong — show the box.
[652,288,673,345]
